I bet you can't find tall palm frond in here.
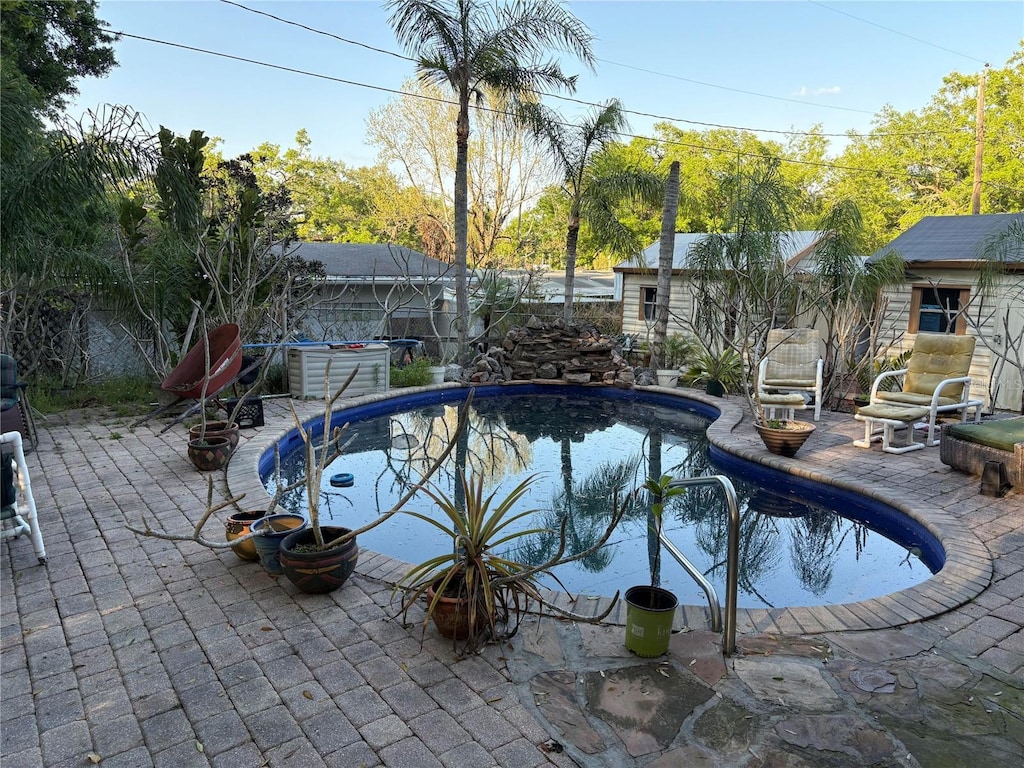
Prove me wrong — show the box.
[386,0,594,360]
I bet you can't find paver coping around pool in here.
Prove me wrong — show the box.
[226,382,993,639]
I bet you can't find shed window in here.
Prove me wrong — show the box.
[909,285,969,335]
[640,287,657,321]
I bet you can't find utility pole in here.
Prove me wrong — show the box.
[971,64,989,215]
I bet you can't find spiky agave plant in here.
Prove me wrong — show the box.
[395,469,626,654]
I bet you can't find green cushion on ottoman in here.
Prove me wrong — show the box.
[944,418,1024,453]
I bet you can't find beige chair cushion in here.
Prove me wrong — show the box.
[876,391,963,408]
[763,329,819,384]
[902,333,976,400]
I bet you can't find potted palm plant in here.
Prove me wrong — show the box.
[683,345,743,397]
[394,470,627,654]
[624,474,686,658]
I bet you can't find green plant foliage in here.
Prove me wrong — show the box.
[28,375,153,415]
[390,358,434,388]
[663,333,697,369]
[395,468,625,654]
[683,347,744,392]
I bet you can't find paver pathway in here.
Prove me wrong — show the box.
[2,389,1021,767]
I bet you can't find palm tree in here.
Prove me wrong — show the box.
[386,0,594,359]
[651,161,681,368]
[518,99,662,321]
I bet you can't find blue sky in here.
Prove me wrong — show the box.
[70,1,1023,167]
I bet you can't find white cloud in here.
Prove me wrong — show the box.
[792,85,841,97]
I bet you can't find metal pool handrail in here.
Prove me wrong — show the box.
[662,475,739,656]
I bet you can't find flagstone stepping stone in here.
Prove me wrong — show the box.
[733,659,841,712]
[529,670,605,755]
[826,629,931,663]
[583,664,713,757]
[776,714,897,763]
[850,668,898,694]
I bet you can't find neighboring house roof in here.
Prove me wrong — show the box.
[867,213,1024,266]
[520,270,615,302]
[612,231,823,273]
[290,242,452,281]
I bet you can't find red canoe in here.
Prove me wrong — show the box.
[161,324,242,400]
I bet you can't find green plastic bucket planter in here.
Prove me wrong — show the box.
[624,585,678,657]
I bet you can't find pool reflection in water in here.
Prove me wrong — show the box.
[264,387,938,609]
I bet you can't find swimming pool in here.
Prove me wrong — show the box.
[261,385,943,609]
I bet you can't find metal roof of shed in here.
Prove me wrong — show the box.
[613,231,822,272]
[290,242,452,279]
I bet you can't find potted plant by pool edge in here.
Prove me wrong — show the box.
[127,364,468,593]
[394,469,627,654]
[624,475,683,658]
[276,363,475,593]
[684,346,742,398]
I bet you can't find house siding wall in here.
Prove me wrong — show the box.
[619,273,696,343]
[877,269,1023,412]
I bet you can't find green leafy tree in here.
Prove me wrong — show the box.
[386,0,594,362]
[0,0,117,113]
[825,46,1024,250]
[518,99,662,321]
[251,130,381,243]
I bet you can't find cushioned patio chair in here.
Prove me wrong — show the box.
[0,354,36,453]
[863,332,980,448]
[757,328,823,421]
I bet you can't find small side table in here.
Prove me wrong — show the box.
[853,404,932,454]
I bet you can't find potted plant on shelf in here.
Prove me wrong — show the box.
[394,470,627,654]
[624,474,685,658]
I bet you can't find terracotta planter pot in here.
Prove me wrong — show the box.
[754,421,815,458]
[187,436,234,472]
[224,510,265,561]
[188,421,239,451]
[425,579,487,640]
[279,526,359,594]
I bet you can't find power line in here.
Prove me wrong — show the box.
[546,90,967,139]
[218,0,412,63]
[218,0,967,140]
[807,1,989,65]
[103,28,978,187]
[594,57,874,115]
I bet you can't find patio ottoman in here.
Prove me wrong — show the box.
[853,404,932,454]
[940,417,1024,488]
[758,393,807,421]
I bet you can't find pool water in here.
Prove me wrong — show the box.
[264,387,940,609]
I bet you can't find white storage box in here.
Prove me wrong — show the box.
[287,343,390,399]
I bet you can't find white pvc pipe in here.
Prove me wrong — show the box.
[1,431,46,563]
